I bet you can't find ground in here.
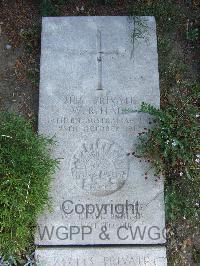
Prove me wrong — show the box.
[0,0,199,265]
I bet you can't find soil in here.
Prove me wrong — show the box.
[0,34,38,118]
[0,0,41,124]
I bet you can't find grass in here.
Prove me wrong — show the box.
[40,0,58,16]
[0,112,59,260]
[89,0,116,5]
[129,0,186,33]
[137,91,199,220]
[136,82,199,264]
[20,27,40,54]
[20,26,41,86]
[39,0,75,16]
[127,1,199,264]
[39,0,117,16]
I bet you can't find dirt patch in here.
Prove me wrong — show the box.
[0,33,39,120]
[0,0,40,121]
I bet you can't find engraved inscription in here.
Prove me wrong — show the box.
[44,94,151,134]
[36,253,166,266]
[71,138,129,196]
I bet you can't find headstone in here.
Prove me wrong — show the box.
[35,16,166,265]
[35,247,167,266]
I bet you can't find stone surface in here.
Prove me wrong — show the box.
[36,16,165,245]
[5,44,12,49]
[35,247,167,266]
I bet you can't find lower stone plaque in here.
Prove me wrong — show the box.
[35,247,167,266]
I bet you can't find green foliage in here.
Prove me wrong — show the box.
[40,0,58,16]
[157,36,171,54]
[27,69,40,87]
[20,26,40,86]
[39,0,73,16]
[165,174,199,221]
[129,0,185,33]
[129,1,187,107]
[20,26,41,54]
[90,0,116,5]
[0,252,35,266]
[186,27,199,42]
[0,112,58,259]
[56,0,71,4]
[137,82,200,221]
[160,57,188,90]
[131,16,150,43]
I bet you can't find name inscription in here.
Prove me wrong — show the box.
[44,94,150,134]
[36,254,165,266]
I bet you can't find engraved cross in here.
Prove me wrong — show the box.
[96,30,119,90]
